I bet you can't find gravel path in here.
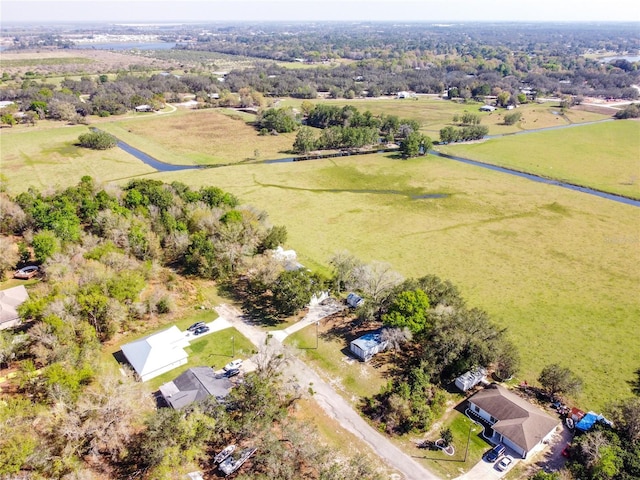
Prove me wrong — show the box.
[213,303,440,480]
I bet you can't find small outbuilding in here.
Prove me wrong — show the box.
[480,105,497,112]
[0,285,29,330]
[121,326,190,382]
[346,292,364,308]
[135,104,154,112]
[455,367,487,392]
[159,366,232,409]
[350,331,388,362]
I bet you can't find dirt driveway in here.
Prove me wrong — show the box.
[214,303,440,480]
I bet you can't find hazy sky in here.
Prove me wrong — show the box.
[2,0,639,23]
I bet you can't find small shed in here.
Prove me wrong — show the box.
[455,367,487,392]
[480,105,496,112]
[135,104,154,112]
[350,331,388,362]
[346,292,364,308]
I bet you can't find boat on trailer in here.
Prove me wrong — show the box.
[214,444,236,464]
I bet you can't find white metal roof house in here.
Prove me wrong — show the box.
[467,384,559,458]
[455,367,487,392]
[159,366,232,409]
[350,331,388,362]
[0,285,29,330]
[121,326,190,382]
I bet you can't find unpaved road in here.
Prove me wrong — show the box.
[214,304,440,480]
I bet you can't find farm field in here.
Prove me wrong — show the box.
[438,119,640,199]
[152,153,640,410]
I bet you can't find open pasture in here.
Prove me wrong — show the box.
[99,108,297,166]
[0,126,155,194]
[156,153,640,410]
[439,120,640,199]
[280,97,610,138]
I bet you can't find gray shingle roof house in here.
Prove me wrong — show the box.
[159,367,232,409]
[467,384,559,458]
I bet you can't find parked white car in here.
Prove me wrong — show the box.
[224,359,243,371]
[496,456,513,471]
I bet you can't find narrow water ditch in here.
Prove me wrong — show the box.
[109,129,639,208]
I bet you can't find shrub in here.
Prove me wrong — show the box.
[77,131,117,150]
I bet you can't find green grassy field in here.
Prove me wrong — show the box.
[152,152,639,410]
[439,120,640,199]
[98,108,297,166]
[1,125,155,194]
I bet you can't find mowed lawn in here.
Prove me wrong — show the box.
[1,125,155,194]
[439,120,640,199]
[154,153,640,410]
[99,108,297,166]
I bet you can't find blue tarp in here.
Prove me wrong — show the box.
[575,412,604,432]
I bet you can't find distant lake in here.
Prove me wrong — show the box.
[78,42,176,51]
[603,55,640,62]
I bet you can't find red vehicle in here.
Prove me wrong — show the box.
[561,444,571,458]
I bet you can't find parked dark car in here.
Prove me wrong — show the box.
[187,321,206,332]
[193,325,210,336]
[486,444,506,462]
[14,265,39,279]
[224,368,241,378]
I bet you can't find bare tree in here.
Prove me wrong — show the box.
[328,250,363,293]
[381,327,413,354]
[353,261,403,319]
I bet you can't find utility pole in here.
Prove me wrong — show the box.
[465,421,476,462]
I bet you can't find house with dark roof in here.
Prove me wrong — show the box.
[159,367,232,409]
[467,384,559,458]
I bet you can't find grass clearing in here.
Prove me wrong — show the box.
[286,315,389,400]
[396,409,489,479]
[99,108,297,165]
[1,125,155,194]
[156,152,640,410]
[439,120,640,199]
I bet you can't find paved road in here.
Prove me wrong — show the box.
[214,304,440,480]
